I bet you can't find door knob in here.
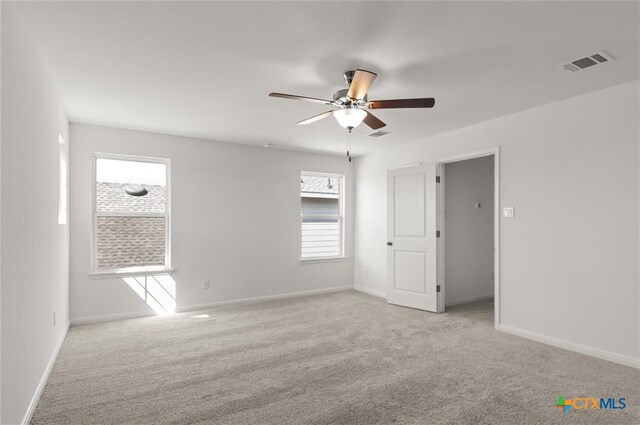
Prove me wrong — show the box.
[387,241,393,246]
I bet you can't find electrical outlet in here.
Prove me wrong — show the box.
[53,312,56,327]
[202,279,211,290]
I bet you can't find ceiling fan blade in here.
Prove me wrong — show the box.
[368,98,435,109]
[296,110,335,125]
[363,111,386,130]
[347,69,377,100]
[269,92,333,105]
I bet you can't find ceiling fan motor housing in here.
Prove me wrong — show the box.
[333,88,367,105]
[337,71,368,105]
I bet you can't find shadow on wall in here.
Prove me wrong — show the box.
[123,275,176,315]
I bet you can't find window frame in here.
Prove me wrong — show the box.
[299,171,345,262]
[58,135,68,225]
[90,152,172,275]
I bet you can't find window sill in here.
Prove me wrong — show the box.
[88,267,175,279]
[300,257,347,264]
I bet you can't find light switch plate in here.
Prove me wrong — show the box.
[503,207,515,218]
[202,279,211,290]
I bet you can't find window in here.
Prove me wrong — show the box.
[93,154,170,272]
[57,135,68,225]
[300,172,344,260]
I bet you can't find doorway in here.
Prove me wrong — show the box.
[437,148,500,327]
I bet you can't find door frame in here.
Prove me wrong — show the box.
[436,147,500,329]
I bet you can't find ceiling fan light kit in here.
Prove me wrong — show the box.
[333,107,367,130]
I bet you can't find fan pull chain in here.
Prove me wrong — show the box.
[346,129,352,162]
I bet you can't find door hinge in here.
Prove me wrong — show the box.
[436,285,441,292]
[436,230,440,238]
[436,176,440,183]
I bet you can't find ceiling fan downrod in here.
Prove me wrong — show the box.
[343,70,355,86]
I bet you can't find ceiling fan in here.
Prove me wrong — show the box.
[269,69,435,132]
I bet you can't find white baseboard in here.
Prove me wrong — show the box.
[71,310,157,325]
[353,285,386,299]
[499,324,640,369]
[71,285,353,325]
[21,323,69,425]
[178,285,353,313]
[445,292,494,307]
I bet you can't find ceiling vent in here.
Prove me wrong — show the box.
[562,50,614,72]
[369,130,392,137]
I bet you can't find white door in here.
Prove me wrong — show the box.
[387,163,439,311]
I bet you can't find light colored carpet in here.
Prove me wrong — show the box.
[32,291,639,425]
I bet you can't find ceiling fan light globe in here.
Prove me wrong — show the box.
[333,108,367,129]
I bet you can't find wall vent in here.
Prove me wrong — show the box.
[562,50,614,72]
[369,130,392,137]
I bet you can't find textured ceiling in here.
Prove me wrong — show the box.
[8,1,639,156]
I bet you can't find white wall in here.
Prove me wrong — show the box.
[444,156,494,307]
[69,124,354,323]
[0,5,3,421]
[1,6,70,424]
[354,81,639,367]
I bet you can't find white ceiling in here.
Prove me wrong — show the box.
[10,1,639,156]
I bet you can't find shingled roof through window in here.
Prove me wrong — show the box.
[301,175,339,195]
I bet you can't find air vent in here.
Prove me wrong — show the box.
[591,53,608,63]
[369,130,392,137]
[562,50,614,72]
